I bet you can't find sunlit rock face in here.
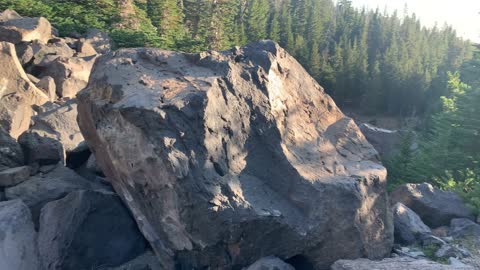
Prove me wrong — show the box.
[77,40,393,270]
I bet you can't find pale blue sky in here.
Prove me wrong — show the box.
[347,0,480,42]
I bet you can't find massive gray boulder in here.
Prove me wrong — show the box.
[0,10,52,44]
[38,190,147,270]
[0,41,49,138]
[78,41,393,269]
[391,183,474,228]
[0,199,42,270]
[393,202,431,245]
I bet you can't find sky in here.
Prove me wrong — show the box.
[347,0,480,43]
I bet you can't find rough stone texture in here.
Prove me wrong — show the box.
[0,199,41,270]
[0,127,24,170]
[449,218,480,241]
[0,41,49,138]
[15,42,33,66]
[77,41,393,269]
[40,55,96,98]
[30,40,75,67]
[18,131,63,165]
[36,76,57,101]
[106,251,162,270]
[84,28,112,54]
[330,257,474,270]
[246,257,295,270]
[0,166,30,187]
[76,39,97,56]
[390,183,474,228]
[28,99,83,154]
[0,12,52,44]
[393,202,431,245]
[4,165,96,223]
[38,190,147,270]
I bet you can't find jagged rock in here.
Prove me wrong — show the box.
[77,41,393,269]
[0,127,24,170]
[0,10,52,44]
[39,55,96,98]
[330,257,474,270]
[18,131,63,165]
[27,99,83,154]
[391,183,474,228]
[0,166,30,187]
[393,202,431,245]
[246,257,295,270]
[76,39,97,56]
[0,199,41,270]
[30,40,76,67]
[449,218,480,241]
[38,190,147,270]
[35,76,57,101]
[4,165,97,223]
[15,42,33,66]
[0,41,49,138]
[84,28,112,54]
[106,251,163,270]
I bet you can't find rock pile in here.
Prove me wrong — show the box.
[1,9,479,270]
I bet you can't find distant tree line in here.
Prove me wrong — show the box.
[0,0,473,116]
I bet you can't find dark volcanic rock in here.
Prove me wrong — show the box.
[38,190,147,270]
[77,41,393,269]
[0,127,24,170]
[391,183,474,228]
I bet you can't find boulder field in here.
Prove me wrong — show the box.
[1,9,479,270]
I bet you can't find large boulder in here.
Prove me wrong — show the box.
[0,10,52,44]
[18,131,64,165]
[0,199,41,270]
[0,41,49,138]
[390,183,474,228]
[393,202,431,245]
[0,127,24,170]
[0,166,31,187]
[38,190,147,270]
[39,55,97,98]
[330,257,474,270]
[77,41,393,269]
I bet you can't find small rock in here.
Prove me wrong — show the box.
[26,73,40,83]
[421,235,446,247]
[38,190,147,270]
[246,257,295,270]
[76,39,97,56]
[18,131,63,165]
[36,76,57,101]
[0,199,42,270]
[15,42,33,66]
[449,218,480,240]
[0,166,30,187]
[0,127,24,170]
[435,244,459,259]
[391,183,475,227]
[393,202,432,245]
[84,28,112,54]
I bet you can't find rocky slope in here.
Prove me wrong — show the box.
[1,9,479,270]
